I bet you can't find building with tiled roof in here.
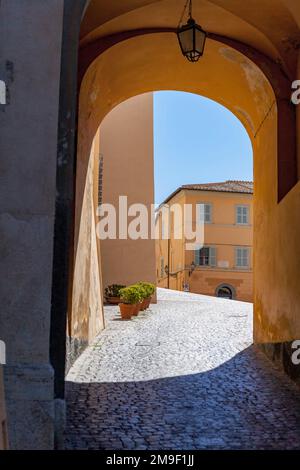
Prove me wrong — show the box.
[159,180,253,208]
[156,180,253,302]
[181,180,253,193]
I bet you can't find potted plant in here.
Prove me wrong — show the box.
[131,284,148,313]
[105,284,126,304]
[137,282,155,310]
[119,285,143,319]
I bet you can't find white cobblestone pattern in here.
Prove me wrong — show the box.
[66,289,300,450]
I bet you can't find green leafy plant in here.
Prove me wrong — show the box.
[105,284,126,298]
[131,284,148,299]
[119,285,143,305]
[137,281,155,298]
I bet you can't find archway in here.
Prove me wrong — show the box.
[54,0,300,421]
[71,31,274,366]
[216,284,236,300]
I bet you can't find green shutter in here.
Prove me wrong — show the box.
[235,248,241,267]
[199,204,204,223]
[209,247,217,266]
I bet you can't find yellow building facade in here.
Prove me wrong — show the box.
[156,181,253,302]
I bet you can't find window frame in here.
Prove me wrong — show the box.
[235,246,250,269]
[235,204,250,225]
[198,202,212,224]
[195,245,217,267]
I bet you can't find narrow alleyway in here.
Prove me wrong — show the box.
[65,289,300,450]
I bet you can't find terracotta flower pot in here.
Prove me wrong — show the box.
[119,303,134,320]
[106,296,121,305]
[144,296,152,309]
[132,302,142,316]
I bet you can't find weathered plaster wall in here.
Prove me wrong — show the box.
[0,0,64,449]
[99,93,156,290]
[70,128,105,366]
[81,0,299,81]
[253,101,300,342]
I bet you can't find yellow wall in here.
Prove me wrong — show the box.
[99,93,156,290]
[71,128,105,347]
[156,191,186,291]
[76,1,300,344]
[297,52,300,179]
[156,189,253,302]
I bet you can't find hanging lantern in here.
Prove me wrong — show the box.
[177,0,207,62]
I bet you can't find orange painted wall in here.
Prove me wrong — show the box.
[156,189,253,302]
[99,93,156,290]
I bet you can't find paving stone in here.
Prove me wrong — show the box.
[65,288,300,450]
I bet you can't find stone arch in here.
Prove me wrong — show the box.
[52,0,300,406]
[71,31,274,365]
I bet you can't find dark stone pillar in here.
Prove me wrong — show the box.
[0,0,65,449]
[50,0,88,448]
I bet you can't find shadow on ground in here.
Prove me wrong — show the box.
[65,345,300,450]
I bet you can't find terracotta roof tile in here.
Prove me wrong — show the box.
[181,180,253,194]
[158,180,253,208]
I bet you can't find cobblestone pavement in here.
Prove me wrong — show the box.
[65,289,300,450]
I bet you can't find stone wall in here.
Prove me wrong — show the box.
[259,343,300,388]
[0,0,64,449]
[0,366,8,449]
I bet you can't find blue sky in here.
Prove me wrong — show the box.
[154,91,253,204]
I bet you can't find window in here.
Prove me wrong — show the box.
[236,205,249,225]
[195,246,216,266]
[235,247,250,268]
[199,203,212,224]
[160,257,165,278]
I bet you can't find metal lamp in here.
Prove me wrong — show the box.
[189,261,196,277]
[177,0,206,62]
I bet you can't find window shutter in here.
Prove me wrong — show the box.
[244,248,249,267]
[199,204,205,223]
[244,207,249,224]
[235,247,250,268]
[205,204,211,223]
[236,206,249,225]
[235,248,240,267]
[209,247,217,266]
